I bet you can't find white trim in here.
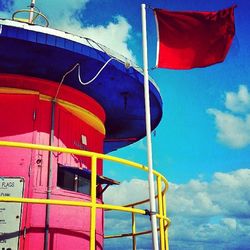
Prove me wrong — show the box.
[154,10,160,68]
[0,19,91,48]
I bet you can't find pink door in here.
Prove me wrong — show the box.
[0,92,39,250]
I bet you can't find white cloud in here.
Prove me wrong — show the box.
[168,179,221,217]
[104,178,150,205]
[2,0,136,61]
[1,0,88,22]
[207,85,250,148]
[207,109,250,148]
[104,169,250,249]
[225,85,250,113]
[80,16,135,61]
[223,218,237,230]
[211,169,250,217]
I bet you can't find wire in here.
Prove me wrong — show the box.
[54,57,115,99]
[54,63,79,99]
[77,57,114,85]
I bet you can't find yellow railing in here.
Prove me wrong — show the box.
[0,141,170,250]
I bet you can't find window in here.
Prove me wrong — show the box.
[57,164,120,197]
[57,165,90,195]
[77,175,90,195]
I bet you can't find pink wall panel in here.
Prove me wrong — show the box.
[0,76,106,249]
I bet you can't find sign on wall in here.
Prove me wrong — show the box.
[0,177,24,250]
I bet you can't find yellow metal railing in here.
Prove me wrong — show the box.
[0,141,170,250]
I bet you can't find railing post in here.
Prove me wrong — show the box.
[132,206,137,250]
[163,192,169,250]
[157,176,165,250]
[90,156,97,250]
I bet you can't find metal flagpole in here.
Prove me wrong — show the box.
[141,4,159,250]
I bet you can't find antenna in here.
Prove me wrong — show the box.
[29,0,36,24]
[12,0,49,27]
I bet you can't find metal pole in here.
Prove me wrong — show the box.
[141,4,159,250]
[29,0,36,23]
[44,99,56,250]
[132,206,137,250]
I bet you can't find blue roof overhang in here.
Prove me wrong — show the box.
[0,20,163,153]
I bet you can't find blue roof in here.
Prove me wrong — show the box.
[0,20,163,153]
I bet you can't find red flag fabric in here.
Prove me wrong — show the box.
[154,6,235,69]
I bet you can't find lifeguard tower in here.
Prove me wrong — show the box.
[0,1,170,249]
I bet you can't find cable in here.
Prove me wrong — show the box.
[54,63,79,99]
[54,57,117,99]
[78,57,114,85]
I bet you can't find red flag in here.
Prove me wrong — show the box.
[154,6,236,69]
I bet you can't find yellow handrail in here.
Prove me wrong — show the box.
[0,140,170,249]
[132,205,137,250]
[90,156,97,250]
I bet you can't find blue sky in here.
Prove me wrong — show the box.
[1,0,250,249]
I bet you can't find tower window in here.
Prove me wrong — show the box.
[57,164,120,197]
[57,165,90,195]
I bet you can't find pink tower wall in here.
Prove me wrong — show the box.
[0,74,106,250]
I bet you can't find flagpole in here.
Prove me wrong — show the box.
[141,4,159,250]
